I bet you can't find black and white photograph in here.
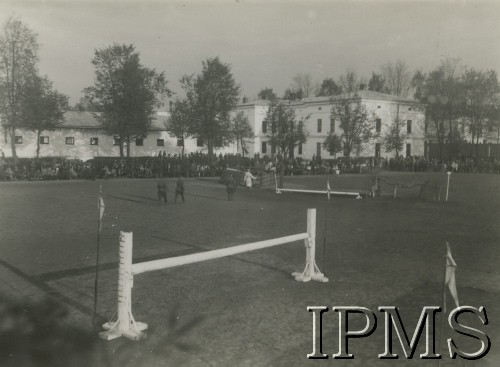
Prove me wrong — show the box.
[0,0,499,366]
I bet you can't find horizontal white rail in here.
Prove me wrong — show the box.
[132,232,309,275]
[277,188,360,196]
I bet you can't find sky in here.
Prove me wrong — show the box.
[1,0,499,106]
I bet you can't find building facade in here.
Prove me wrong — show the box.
[1,90,425,161]
[235,90,426,160]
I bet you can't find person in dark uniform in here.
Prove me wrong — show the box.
[226,174,237,201]
[175,175,185,203]
[157,179,167,204]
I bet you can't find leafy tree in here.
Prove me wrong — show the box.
[84,44,171,158]
[257,87,277,101]
[283,87,303,101]
[368,72,386,93]
[0,17,39,169]
[338,71,365,94]
[264,99,308,187]
[322,133,343,157]
[264,99,308,160]
[316,78,342,97]
[181,57,240,157]
[411,70,426,101]
[418,60,463,159]
[166,98,191,157]
[20,74,69,158]
[231,111,253,157]
[382,118,406,158]
[460,68,500,155]
[380,60,412,97]
[330,93,375,158]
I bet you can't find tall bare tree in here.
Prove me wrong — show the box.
[0,17,39,169]
[381,60,412,97]
[291,73,317,98]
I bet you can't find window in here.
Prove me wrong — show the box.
[136,138,144,146]
[261,141,267,154]
[196,139,204,147]
[157,139,164,147]
[40,136,49,144]
[317,119,322,133]
[271,144,276,155]
[375,143,381,158]
[113,137,120,146]
[298,143,302,155]
[406,143,411,157]
[329,145,334,156]
[330,119,335,133]
[90,138,99,145]
[316,142,321,156]
[262,121,267,133]
[176,138,183,147]
[15,136,23,144]
[65,137,74,145]
[407,120,412,134]
[376,118,381,133]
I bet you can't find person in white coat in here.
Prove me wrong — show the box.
[243,169,257,190]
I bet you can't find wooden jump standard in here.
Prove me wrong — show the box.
[100,208,327,341]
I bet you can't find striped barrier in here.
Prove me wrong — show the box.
[100,208,327,341]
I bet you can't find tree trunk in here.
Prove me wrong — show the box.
[9,126,18,171]
[36,130,41,159]
[119,139,124,157]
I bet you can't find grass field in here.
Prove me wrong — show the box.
[0,172,499,366]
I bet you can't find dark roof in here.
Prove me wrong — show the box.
[61,111,168,130]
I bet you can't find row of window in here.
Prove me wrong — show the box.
[14,136,208,148]
[14,136,168,147]
[262,119,413,134]
[260,141,412,158]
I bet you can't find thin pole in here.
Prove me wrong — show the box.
[445,172,451,202]
[93,185,102,326]
[437,243,447,366]
[323,174,330,272]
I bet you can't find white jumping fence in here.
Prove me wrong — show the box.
[274,173,362,199]
[100,208,327,341]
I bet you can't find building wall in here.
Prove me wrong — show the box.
[247,97,426,160]
[0,127,238,160]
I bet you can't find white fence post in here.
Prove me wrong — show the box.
[100,231,148,341]
[293,208,329,283]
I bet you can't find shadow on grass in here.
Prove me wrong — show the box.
[0,294,101,367]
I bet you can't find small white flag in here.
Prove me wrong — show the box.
[98,193,105,232]
[445,242,459,309]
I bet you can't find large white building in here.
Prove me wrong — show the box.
[236,90,425,159]
[0,90,425,161]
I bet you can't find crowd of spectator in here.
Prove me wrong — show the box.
[1,152,499,181]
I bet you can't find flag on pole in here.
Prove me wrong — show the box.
[98,189,105,233]
[326,175,331,200]
[445,242,459,308]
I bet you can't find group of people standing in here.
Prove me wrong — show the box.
[157,176,185,204]
[157,168,258,204]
